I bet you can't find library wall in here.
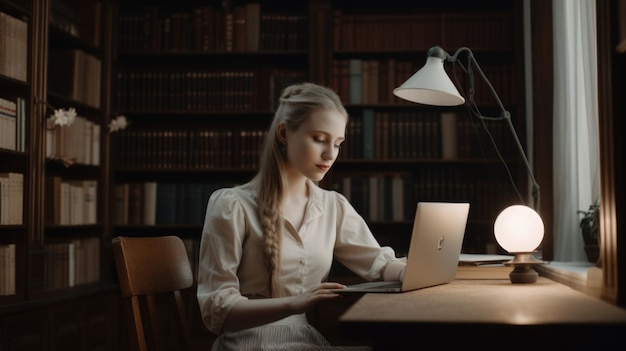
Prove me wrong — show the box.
[0,0,529,349]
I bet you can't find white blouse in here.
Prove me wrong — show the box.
[196,179,406,335]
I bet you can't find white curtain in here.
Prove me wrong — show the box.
[552,0,601,261]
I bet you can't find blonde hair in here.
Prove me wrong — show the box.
[255,82,347,297]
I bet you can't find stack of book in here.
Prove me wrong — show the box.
[456,253,514,280]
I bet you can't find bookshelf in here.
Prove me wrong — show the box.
[111,0,311,347]
[109,0,528,347]
[111,0,311,230]
[0,0,119,350]
[0,0,28,304]
[320,0,527,258]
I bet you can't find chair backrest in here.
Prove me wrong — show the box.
[112,235,194,351]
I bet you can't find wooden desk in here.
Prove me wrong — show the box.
[339,276,626,349]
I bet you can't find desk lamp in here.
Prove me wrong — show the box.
[393,46,545,283]
[393,46,540,210]
[494,205,545,283]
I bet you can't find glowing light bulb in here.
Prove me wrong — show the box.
[494,205,544,253]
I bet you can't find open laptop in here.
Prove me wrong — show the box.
[333,202,470,293]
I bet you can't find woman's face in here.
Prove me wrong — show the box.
[283,109,346,182]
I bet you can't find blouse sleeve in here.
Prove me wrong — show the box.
[196,188,248,335]
[332,192,406,281]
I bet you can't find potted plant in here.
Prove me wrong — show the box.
[578,200,600,263]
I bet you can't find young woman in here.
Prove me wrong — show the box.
[197,82,406,350]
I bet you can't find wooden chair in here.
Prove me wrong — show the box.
[112,235,194,351]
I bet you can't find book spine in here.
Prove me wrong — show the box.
[362,109,375,159]
[348,59,362,104]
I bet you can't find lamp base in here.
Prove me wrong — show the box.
[509,265,539,283]
[504,252,545,284]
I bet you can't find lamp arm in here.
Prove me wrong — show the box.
[448,47,541,211]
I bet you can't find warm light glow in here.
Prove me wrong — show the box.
[494,205,544,253]
[393,56,465,106]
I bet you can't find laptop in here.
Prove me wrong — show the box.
[332,202,470,293]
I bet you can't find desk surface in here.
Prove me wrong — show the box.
[339,276,626,348]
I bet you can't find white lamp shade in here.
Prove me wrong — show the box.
[494,205,544,253]
[393,56,465,106]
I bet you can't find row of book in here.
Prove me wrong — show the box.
[45,116,101,166]
[334,59,516,106]
[115,68,306,112]
[0,96,26,152]
[341,110,448,161]
[45,178,97,226]
[117,4,308,53]
[0,244,15,296]
[339,110,516,161]
[112,128,267,170]
[110,111,518,171]
[327,167,517,222]
[44,237,100,291]
[329,173,414,222]
[48,48,102,108]
[333,11,514,51]
[0,172,23,225]
[0,11,27,82]
[113,181,235,226]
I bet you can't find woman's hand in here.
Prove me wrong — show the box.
[223,282,347,332]
[288,282,347,314]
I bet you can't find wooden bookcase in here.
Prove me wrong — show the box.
[319,0,527,258]
[0,0,529,349]
[109,0,528,347]
[0,0,119,350]
[110,0,311,348]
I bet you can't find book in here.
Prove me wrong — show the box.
[185,183,204,225]
[456,255,514,281]
[113,183,129,225]
[348,59,362,104]
[127,182,144,225]
[458,253,514,266]
[175,183,188,224]
[143,182,157,225]
[440,112,459,160]
[361,109,375,159]
[233,5,247,51]
[0,96,16,151]
[245,3,261,51]
[156,182,177,225]
[391,174,405,221]
[455,264,512,280]
[0,244,16,295]
[0,12,27,81]
[0,172,23,224]
[368,175,379,221]
[67,181,85,225]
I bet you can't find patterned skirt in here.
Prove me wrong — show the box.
[210,313,371,351]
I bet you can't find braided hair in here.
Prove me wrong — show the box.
[255,82,347,297]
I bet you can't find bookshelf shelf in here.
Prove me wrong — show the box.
[1,0,119,349]
[119,50,308,57]
[119,109,276,116]
[48,26,103,57]
[0,148,28,159]
[114,167,258,174]
[0,75,28,88]
[333,158,514,165]
[45,224,103,232]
